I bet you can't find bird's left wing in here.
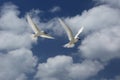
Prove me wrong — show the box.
[27,15,41,33]
[74,26,84,39]
[58,18,74,41]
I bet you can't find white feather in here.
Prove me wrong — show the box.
[27,15,41,33]
[58,18,84,48]
[58,18,74,41]
[27,15,54,39]
[74,26,84,39]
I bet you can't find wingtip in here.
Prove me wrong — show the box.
[27,14,31,19]
[80,26,84,32]
[81,26,84,30]
[58,18,64,22]
[26,14,31,22]
[50,37,55,39]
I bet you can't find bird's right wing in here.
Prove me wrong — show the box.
[58,18,74,41]
[27,15,40,33]
[74,26,84,39]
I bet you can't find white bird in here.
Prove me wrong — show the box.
[58,18,84,48]
[26,15,54,40]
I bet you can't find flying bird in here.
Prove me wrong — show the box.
[58,18,84,48]
[26,15,54,40]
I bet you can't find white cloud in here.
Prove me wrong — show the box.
[0,1,120,80]
[74,5,120,62]
[59,4,120,62]
[0,3,29,34]
[0,48,37,80]
[64,5,120,35]
[0,31,33,50]
[101,75,120,80]
[35,55,104,80]
[95,0,120,8]
[0,3,36,50]
[42,18,65,36]
[16,74,27,80]
[49,6,61,13]
[0,3,37,80]
[79,26,120,62]
[29,3,120,80]
[0,3,37,51]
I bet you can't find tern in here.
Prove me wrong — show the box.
[58,18,84,48]
[27,15,54,39]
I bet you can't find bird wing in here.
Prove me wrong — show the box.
[74,26,84,39]
[58,18,74,41]
[40,34,54,39]
[27,15,40,34]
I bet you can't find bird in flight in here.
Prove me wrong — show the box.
[27,15,54,40]
[58,18,84,48]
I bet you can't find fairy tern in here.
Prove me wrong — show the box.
[27,15,54,39]
[58,18,84,48]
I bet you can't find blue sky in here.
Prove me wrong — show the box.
[0,0,120,80]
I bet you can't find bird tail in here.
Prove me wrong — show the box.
[63,43,75,48]
[31,34,38,41]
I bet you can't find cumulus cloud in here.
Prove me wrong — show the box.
[59,4,120,62]
[95,0,120,8]
[79,26,120,62]
[0,32,33,50]
[16,74,27,80]
[0,0,120,80]
[0,3,37,80]
[35,55,104,80]
[49,6,61,13]
[0,48,37,80]
[65,5,120,34]
[0,3,36,51]
[76,4,120,62]
[101,75,120,80]
[41,18,65,36]
[0,3,29,34]
[30,1,120,79]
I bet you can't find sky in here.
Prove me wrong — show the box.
[0,0,120,80]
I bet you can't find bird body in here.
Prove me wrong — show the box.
[58,18,84,48]
[27,15,54,39]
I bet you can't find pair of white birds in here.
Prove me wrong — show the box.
[27,15,84,48]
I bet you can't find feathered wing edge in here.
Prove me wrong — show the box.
[74,26,84,39]
[58,18,74,41]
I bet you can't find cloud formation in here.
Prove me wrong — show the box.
[66,4,120,62]
[0,3,37,80]
[0,3,29,34]
[101,75,120,80]
[35,55,103,80]
[0,48,37,80]
[0,0,120,80]
[96,0,120,8]
[55,1,120,63]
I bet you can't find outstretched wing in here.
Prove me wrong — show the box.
[74,26,84,39]
[58,18,74,41]
[40,34,54,39]
[27,15,40,33]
